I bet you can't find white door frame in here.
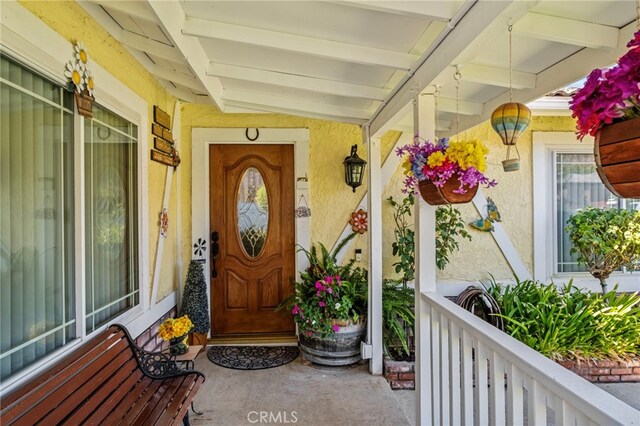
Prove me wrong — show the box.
[191,128,311,337]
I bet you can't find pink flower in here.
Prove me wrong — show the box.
[325,276,332,283]
[327,287,333,294]
[316,291,322,297]
[332,324,340,332]
[291,305,302,315]
[319,301,325,307]
[315,281,324,290]
[307,331,312,337]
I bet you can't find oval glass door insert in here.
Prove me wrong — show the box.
[237,167,269,258]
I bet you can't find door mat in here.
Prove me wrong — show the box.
[207,346,299,370]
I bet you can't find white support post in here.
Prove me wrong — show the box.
[366,125,383,375]
[414,92,438,425]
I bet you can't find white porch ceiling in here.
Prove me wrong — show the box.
[79,0,638,136]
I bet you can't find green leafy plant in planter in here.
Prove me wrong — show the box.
[382,281,415,358]
[566,207,640,293]
[277,232,368,337]
[435,204,472,270]
[487,278,640,361]
[388,194,415,285]
[180,260,211,346]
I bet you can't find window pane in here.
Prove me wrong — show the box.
[556,152,622,273]
[85,104,139,333]
[0,55,75,381]
[237,167,269,258]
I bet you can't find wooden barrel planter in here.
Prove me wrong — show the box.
[418,177,478,206]
[298,319,366,366]
[594,117,640,198]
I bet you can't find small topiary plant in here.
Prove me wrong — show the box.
[566,207,640,294]
[180,260,210,334]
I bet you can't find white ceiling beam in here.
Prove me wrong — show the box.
[182,17,418,70]
[369,1,518,136]
[334,1,459,21]
[150,65,204,92]
[455,63,536,90]
[224,100,367,125]
[117,30,185,64]
[222,89,372,121]
[156,78,196,103]
[513,12,618,49]
[89,0,157,23]
[443,21,637,138]
[146,1,225,110]
[437,97,483,116]
[207,62,389,101]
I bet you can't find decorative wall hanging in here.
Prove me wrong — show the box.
[65,42,94,118]
[570,11,640,198]
[295,194,311,218]
[150,106,181,169]
[349,209,368,234]
[469,197,501,232]
[490,24,531,172]
[159,208,169,238]
[193,238,207,263]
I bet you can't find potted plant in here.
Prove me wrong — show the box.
[569,30,640,198]
[181,260,211,349]
[158,315,194,355]
[278,233,368,366]
[566,207,640,294]
[396,137,496,205]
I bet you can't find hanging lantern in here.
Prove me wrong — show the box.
[343,145,367,192]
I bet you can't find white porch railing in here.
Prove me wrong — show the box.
[418,291,640,426]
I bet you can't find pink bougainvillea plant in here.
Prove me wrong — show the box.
[570,30,640,140]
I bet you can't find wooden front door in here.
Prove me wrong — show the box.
[209,144,295,335]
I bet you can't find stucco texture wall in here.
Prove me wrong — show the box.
[179,104,367,279]
[19,1,179,300]
[380,116,577,284]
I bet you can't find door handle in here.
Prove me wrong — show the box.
[211,231,219,278]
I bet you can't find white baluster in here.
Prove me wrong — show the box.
[450,321,461,426]
[431,308,441,426]
[527,378,547,425]
[461,329,474,425]
[441,315,450,426]
[475,340,489,426]
[489,350,506,426]
[506,362,523,426]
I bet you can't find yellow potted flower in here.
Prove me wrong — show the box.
[158,315,194,355]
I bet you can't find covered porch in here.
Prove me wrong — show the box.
[1,0,639,424]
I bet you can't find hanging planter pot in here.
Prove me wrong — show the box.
[418,178,478,206]
[593,117,640,198]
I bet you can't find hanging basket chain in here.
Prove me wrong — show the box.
[636,0,640,29]
[454,66,461,141]
[508,24,513,102]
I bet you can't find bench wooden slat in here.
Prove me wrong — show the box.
[1,328,117,414]
[2,331,130,425]
[163,376,205,426]
[35,344,135,425]
[0,324,204,426]
[63,357,141,425]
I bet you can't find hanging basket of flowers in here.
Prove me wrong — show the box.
[397,138,496,206]
[570,30,640,198]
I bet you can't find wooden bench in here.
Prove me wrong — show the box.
[0,324,205,425]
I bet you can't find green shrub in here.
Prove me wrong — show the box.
[487,278,640,361]
[566,207,640,293]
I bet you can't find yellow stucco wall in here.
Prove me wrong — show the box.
[380,116,577,284]
[19,0,179,299]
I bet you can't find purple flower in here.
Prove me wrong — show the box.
[319,301,325,307]
[332,324,340,332]
[327,287,333,294]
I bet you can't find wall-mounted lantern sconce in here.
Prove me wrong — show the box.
[343,144,367,193]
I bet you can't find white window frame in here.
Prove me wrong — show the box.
[533,132,639,293]
[0,0,150,393]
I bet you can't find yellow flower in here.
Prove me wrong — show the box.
[427,151,446,167]
[75,42,88,64]
[402,159,412,175]
[446,140,488,172]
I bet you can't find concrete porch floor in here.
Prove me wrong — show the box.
[190,351,639,425]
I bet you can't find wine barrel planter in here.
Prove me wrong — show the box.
[298,319,366,366]
[594,117,640,198]
[418,178,478,206]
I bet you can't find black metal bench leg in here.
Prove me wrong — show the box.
[191,401,203,415]
[183,411,191,426]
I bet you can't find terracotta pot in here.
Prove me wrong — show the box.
[418,178,478,206]
[594,117,640,198]
[190,332,208,350]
